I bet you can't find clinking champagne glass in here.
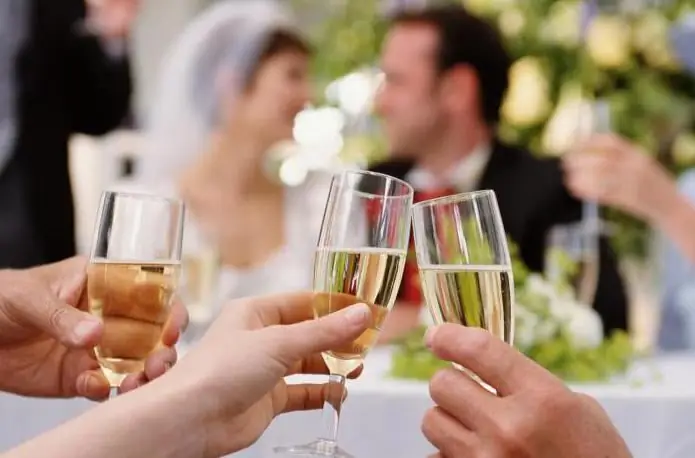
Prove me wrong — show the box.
[412,190,514,389]
[274,170,413,458]
[88,191,184,390]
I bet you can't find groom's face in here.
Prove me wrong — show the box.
[375,24,447,160]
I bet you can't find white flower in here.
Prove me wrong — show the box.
[501,57,552,127]
[586,15,632,69]
[518,274,603,350]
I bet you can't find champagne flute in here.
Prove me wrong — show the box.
[545,222,599,305]
[88,191,184,389]
[179,226,221,344]
[412,190,514,385]
[275,170,413,458]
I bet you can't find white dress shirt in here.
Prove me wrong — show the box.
[405,143,492,192]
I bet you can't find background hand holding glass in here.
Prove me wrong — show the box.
[546,222,600,306]
[412,190,514,385]
[275,170,413,458]
[88,191,184,389]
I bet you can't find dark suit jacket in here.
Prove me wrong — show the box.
[1,0,132,267]
[370,140,629,334]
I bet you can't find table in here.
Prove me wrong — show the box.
[2,348,695,457]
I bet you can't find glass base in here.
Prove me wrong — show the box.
[274,440,354,458]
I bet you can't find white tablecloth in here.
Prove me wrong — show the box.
[2,348,695,457]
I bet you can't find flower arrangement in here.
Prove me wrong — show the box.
[390,241,634,383]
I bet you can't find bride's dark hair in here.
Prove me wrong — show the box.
[192,27,311,125]
[250,29,312,82]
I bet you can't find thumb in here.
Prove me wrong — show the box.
[35,296,102,348]
[273,303,372,366]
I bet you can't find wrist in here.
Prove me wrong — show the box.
[645,181,686,226]
[118,375,208,457]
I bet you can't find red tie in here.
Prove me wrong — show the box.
[400,188,457,305]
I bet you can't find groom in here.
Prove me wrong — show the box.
[371,5,628,339]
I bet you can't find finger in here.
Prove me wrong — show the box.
[143,346,177,381]
[425,325,558,396]
[286,354,363,379]
[429,368,496,430]
[9,274,102,348]
[75,370,112,401]
[272,303,371,367]
[281,383,350,414]
[250,291,316,326]
[281,383,330,413]
[161,299,188,347]
[99,317,163,360]
[421,406,477,457]
[119,372,148,395]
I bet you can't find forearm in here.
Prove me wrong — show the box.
[4,379,203,458]
[651,189,695,265]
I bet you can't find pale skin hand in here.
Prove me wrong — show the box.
[85,0,140,39]
[421,324,632,458]
[0,256,187,400]
[4,293,371,458]
[563,133,695,264]
[562,133,679,221]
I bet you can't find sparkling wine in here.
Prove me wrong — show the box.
[569,254,599,306]
[88,259,180,386]
[419,265,514,345]
[313,247,406,376]
[181,250,220,324]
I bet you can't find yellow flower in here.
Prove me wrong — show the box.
[672,133,695,166]
[586,15,632,69]
[539,1,582,48]
[632,11,681,71]
[501,57,551,127]
[463,0,517,15]
[541,82,594,156]
[498,8,525,39]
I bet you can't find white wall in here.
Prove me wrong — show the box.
[131,0,212,120]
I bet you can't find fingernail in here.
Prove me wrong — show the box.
[424,326,437,348]
[80,372,104,397]
[73,318,101,344]
[345,303,370,325]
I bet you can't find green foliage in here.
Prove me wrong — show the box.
[390,326,633,383]
[291,0,388,89]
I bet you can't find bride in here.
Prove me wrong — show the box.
[121,1,331,337]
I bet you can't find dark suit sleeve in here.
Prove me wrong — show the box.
[542,165,629,334]
[64,27,132,135]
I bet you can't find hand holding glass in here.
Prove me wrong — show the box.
[88,191,184,388]
[275,171,413,457]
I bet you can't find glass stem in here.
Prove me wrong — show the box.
[317,373,347,448]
